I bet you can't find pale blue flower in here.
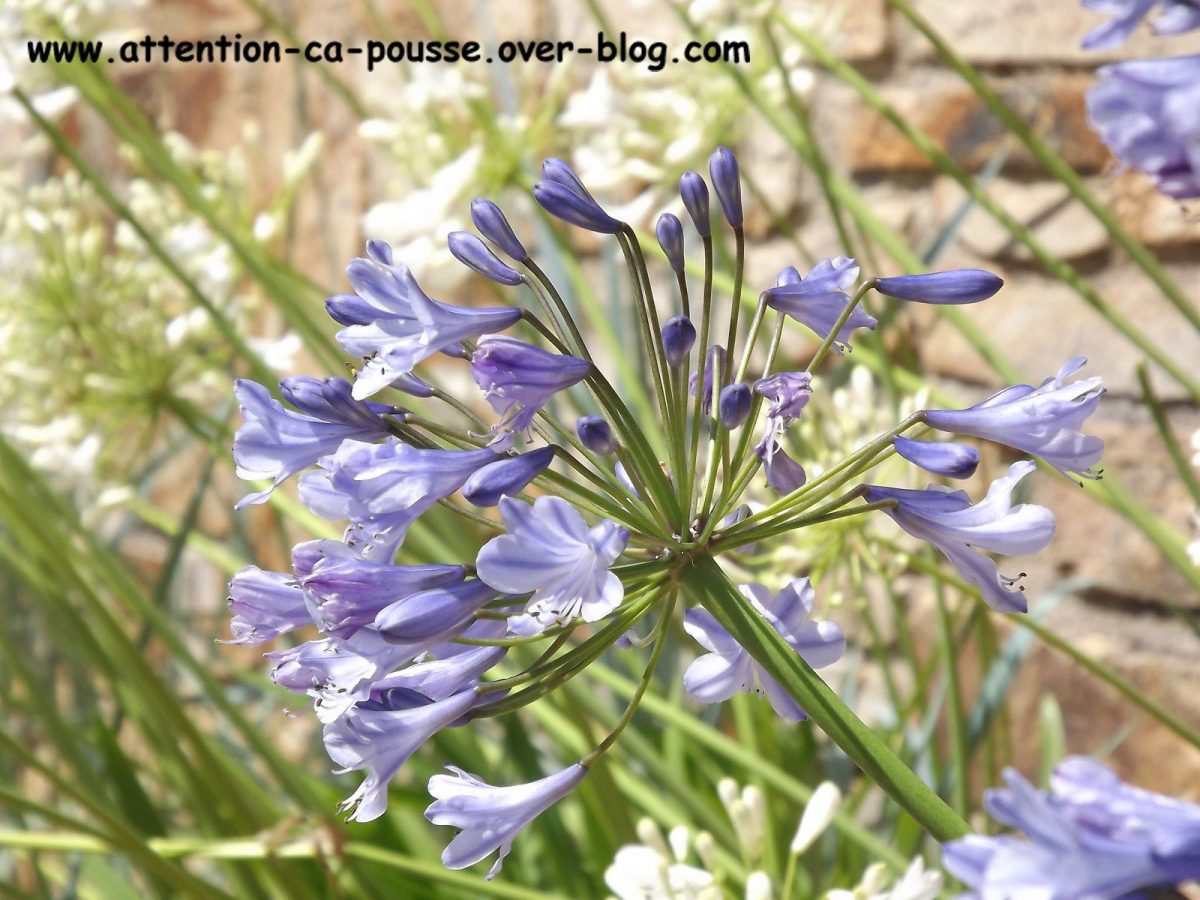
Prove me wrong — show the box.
[476,496,628,636]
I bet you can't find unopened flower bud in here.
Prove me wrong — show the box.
[656,212,685,273]
[709,146,743,229]
[662,315,697,368]
[577,415,616,455]
[718,383,752,429]
[471,198,527,261]
[448,231,523,285]
[875,268,1003,305]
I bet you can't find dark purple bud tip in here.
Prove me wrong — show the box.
[533,182,623,234]
[576,415,616,456]
[375,580,498,643]
[894,437,980,480]
[709,146,743,229]
[656,213,685,273]
[470,199,527,261]
[462,446,556,507]
[718,383,752,429]
[661,315,697,368]
[448,231,524,286]
[680,170,711,238]
[875,269,1003,305]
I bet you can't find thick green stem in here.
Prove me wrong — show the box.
[678,556,970,842]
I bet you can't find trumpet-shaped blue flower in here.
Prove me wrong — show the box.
[427,763,589,879]
[226,565,310,645]
[325,688,478,823]
[476,496,628,636]
[683,579,845,721]
[924,358,1105,479]
[766,260,878,352]
[1082,0,1200,49]
[866,461,1056,613]
[300,439,499,561]
[232,378,393,509]
[943,757,1200,898]
[330,244,522,399]
[471,337,591,450]
[1087,55,1200,200]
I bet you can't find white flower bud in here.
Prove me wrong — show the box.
[790,781,842,854]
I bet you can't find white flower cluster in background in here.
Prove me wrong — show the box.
[0,131,314,507]
[603,777,938,899]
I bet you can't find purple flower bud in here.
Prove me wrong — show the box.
[375,579,500,644]
[894,437,979,480]
[718,383,752,429]
[534,159,623,234]
[875,269,1003,305]
[462,446,556,507]
[688,344,726,414]
[656,213,685,273]
[448,232,523,286]
[576,415,616,455]
[388,371,436,398]
[470,199,527,261]
[365,239,393,265]
[679,170,711,238]
[709,146,743,229]
[661,315,697,367]
[226,565,310,646]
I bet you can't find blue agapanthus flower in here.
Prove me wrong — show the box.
[1081,0,1200,49]
[226,147,1103,878]
[1087,54,1200,200]
[943,756,1200,898]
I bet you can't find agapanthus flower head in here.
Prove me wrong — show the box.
[227,147,1091,879]
[943,757,1200,898]
[1087,54,1200,200]
[1081,0,1200,49]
